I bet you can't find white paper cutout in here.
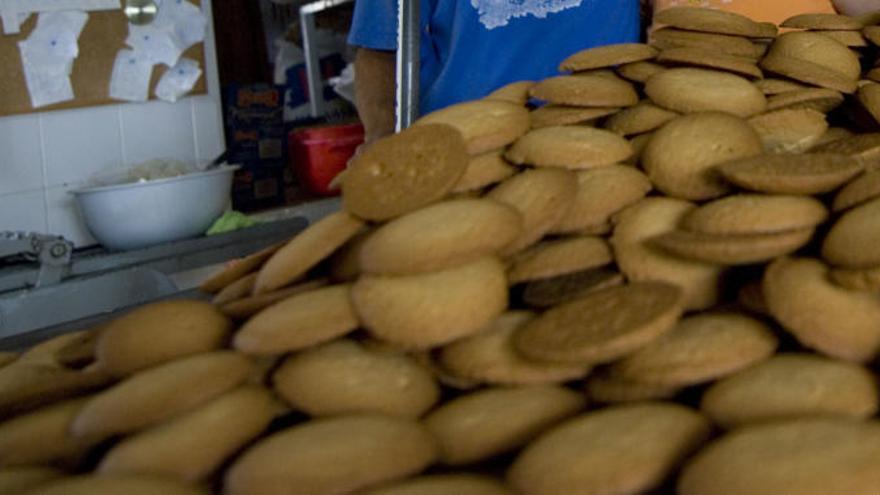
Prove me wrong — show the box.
[1,0,118,34]
[17,11,88,108]
[155,57,200,101]
[154,0,205,49]
[109,48,154,101]
[127,23,183,65]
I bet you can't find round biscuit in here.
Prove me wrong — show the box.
[767,31,862,81]
[529,75,639,108]
[438,312,591,385]
[424,386,586,466]
[646,68,767,117]
[781,13,863,31]
[29,475,207,495]
[763,257,880,363]
[585,371,681,403]
[559,43,658,72]
[830,265,880,291]
[755,77,808,95]
[529,105,620,129]
[858,82,880,124]
[521,267,625,309]
[219,279,328,320]
[651,228,815,265]
[678,419,880,495]
[820,30,868,47]
[352,257,508,350]
[654,6,768,38]
[650,27,763,59]
[359,198,523,276]
[823,197,880,268]
[643,111,764,200]
[506,126,633,169]
[485,81,534,106]
[760,54,858,94]
[508,236,612,284]
[656,47,763,79]
[701,353,879,429]
[223,415,438,495]
[342,126,468,221]
[604,101,679,136]
[717,153,863,194]
[363,475,512,495]
[199,242,281,293]
[552,165,652,234]
[681,194,828,235]
[514,281,685,365]
[608,312,778,387]
[748,108,829,153]
[272,340,439,418]
[616,61,666,83]
[509,403,710,495]
[766,88,845,113]
[452,150,518,193]
[414,101,530,155]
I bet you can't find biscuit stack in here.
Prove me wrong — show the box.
[6,5,880,495]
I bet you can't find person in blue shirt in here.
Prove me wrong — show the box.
[348,0,644,143]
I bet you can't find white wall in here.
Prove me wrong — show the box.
[0,0,224,247]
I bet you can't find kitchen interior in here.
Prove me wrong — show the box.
[0,0,361,346]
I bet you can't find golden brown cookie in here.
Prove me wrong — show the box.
[822,197,880,268]
[646,68,767,117]
[29,476,207,495]
[96,386,277,482]
[219,279,328,320]
[506,126,633,169]
[768,31,862,81]
[0,398,96,467]
[812,127,854,149]
[438,312,591,385]
[560,43,658,72]
[529,75,639,108]
[223,415,438,495]
[604,101,679,136]
[0,360,108,420]
[552,165,651,234]
[453,150,518,193]
[487,168,577,255]
[211,273,256,306]
[529,105,620,129]
[760,54,858,94]
[521,268,625,309]
[654,6,768,38]
[766,88,845,113]
[681,194,828,235]
[342,125,468,221]
[616,61,666,83]
[424,386,585,466]
[821,30,868,47]
[748,108,829,153]
[485,81,535,106]
[643,112,764,200]
[255,211,364,293]
[585,370,681,404]
[514,281,684,365]
[234,285,358,355]
[608,312,777,387]
[199,243,281,293]
[362,474,513,495]
[865,25,880,45]
[831,170,880,212]
[359,198,522,276]
[652,228,815,265]
[626,131,654,167]
[352,257,508,350]
[763,257,880,363]
[781,13,863,31]
[650,27,763,59]
[858,82,880,125]
[611,197,725,311]
[717,153,863,194]
[657,47,763,79]
[414,101,530,154]
[71,351,253,440]
[755,78,808,95]
[830,265,880,291]
[508,236,612,284]
[0,467,65,494]
[509,402,710,495]
[678,419,880,495]
[811,132,880,161]
[272,340,439,418]
[701,353,878,430]
[94,300,232,377]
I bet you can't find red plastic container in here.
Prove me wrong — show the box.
[288,123,365,196]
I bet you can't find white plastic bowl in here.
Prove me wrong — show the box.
[71,166,238,251]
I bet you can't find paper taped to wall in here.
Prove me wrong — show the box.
[109,48,154,101]
[1,0,119,34]
[155,56,201,101]
[18,11,88,107]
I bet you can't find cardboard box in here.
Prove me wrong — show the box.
[231,160,293,212]
[223,84,286,163]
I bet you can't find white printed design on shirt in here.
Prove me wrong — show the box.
[470,0,584,29]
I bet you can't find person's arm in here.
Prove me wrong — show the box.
[354,48,397,144]
[832,0,880,15]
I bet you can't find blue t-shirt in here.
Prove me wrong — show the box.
[349,0,641,114]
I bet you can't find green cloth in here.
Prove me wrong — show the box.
[206,211,259,235]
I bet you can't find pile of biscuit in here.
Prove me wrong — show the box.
[5,6,880,495]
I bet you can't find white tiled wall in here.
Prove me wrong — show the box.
[0,0,224,247]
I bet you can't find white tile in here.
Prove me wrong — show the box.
[45,185,96,247]
[41,105,124,188]
[0,191,47,234]
[0,114,44,195]
[120,100,196,166]
[192,95,225,162]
